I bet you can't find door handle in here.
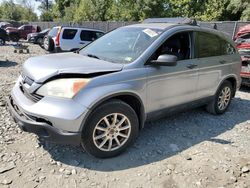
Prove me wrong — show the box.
[220,60,226,64]
[79,42,85,44]
[187,64,198,69]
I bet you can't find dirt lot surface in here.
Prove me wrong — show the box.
[0,43,250,188]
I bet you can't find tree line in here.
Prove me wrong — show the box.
[0,0,249,22]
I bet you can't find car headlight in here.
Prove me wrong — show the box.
[36,78,90,99]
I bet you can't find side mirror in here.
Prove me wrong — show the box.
[149,54,177,66]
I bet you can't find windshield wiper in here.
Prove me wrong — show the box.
[86,53,100,59]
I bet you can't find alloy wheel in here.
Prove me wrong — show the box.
[44,38,49,50]
[92,113,131,152]
[218,86,231,110]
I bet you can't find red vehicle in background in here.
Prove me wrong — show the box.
[234,24,250,86]
[5,25,41,41]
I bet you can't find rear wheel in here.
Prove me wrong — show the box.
[43,36,54,52]
[206,81,233,115]
[81,100,139,158]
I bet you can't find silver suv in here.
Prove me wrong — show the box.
[8,18,241,158]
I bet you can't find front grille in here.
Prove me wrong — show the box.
[19,84,43,103]
[19,74,43,103]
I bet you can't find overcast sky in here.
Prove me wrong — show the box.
[0,0,41,15]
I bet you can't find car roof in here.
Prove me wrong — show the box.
[125,23,178,30]
[53,26,104,33]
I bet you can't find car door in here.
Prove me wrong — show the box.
[146,31,199,114]
[60,28,78,51]
[194,31,232,99]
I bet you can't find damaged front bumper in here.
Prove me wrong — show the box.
[7,96,81,145]
[7,81,89,144]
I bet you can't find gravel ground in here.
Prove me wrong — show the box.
[0,43,250,188]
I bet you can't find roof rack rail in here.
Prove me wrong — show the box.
[143,17,198,26]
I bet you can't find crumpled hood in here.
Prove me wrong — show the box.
[22,53,123,83]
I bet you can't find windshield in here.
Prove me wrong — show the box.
[40,29,50,34]
[48,27,59,37]
[79,27,163,64]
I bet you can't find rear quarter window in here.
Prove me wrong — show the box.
[195,32,236,58]
[96,32,104,38]
[80,30,103,41]
[62,29,77,39]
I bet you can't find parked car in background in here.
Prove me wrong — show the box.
[27,28,50,47]
[5,25,41,41]
[234,24,250,86]
[0,28,8,45]
[8,18,241,158]
[43,26,105,52]
[0,22,13,29]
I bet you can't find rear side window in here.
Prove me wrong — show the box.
[48,27,59,37]
[24,25,32,30]
[24,26,32,30]
[80,30,103,41]
[96,32,104,38]
[195,32,236,58]
[220,39,236,55]
[62,29,77,39]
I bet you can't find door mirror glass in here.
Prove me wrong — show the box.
[149,54,177,66]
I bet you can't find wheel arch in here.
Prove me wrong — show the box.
[80,92,146,131]
[217,75,237,97]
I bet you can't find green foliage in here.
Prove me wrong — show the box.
[0,0,38,21]
[227,0,250,20]
[0,0,249,22]
[169,0,226,21]
[40,11,54,21]
[73,0,113,22]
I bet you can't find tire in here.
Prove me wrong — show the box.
[81,99,139,158]
[0,37,5,45]
[43,36,54,52]
[37,38,43,46]
[206,80,233,115]
[9,33,19,42]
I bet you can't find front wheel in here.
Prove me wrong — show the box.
[81,100,139,158]
[0,38,5,45]
[206,81,233,115]
[9,33,19,42]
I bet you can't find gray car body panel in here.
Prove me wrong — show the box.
[22,53,123,83]
[10,23,241,134]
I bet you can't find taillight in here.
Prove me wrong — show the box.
[55,27,62,46]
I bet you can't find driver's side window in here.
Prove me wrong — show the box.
[152,32,191,61]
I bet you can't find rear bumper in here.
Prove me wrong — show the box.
[55,46,65,53]
[7,96,81,145]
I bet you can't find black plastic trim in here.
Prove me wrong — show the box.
[7,96,81,145]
